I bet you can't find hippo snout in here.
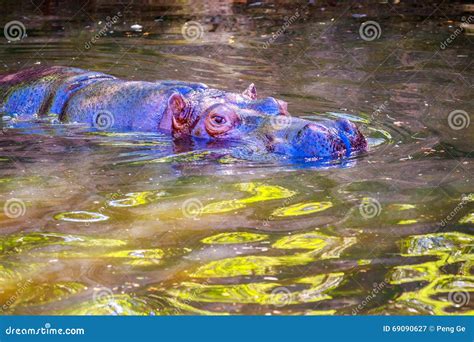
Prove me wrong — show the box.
[270,118,367,160]
[291,122,348,159]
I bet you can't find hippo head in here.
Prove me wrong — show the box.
[161,83,367,161]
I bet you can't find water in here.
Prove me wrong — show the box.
[0,1,473,315]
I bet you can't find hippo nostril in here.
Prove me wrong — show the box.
[335,118,368,152]
[335,119,356,135]
[302,123,329,136]
[291,122,349,159]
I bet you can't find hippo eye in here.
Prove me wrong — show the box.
[211,115,226,125]
[205,106,239,137]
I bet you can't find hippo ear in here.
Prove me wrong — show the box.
[242,83,257,100]
[168,93,188,130]
[276,99,289,116]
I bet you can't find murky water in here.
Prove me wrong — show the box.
[0,1,473,315]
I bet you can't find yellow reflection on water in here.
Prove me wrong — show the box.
[192,232,355,278]
[459,213,474,224]
[108,191,167,208]
[169,273,344,306]
[382,231,474,315]
[201,232,269,244]
[202,182,296,214]
[271,202,333,217]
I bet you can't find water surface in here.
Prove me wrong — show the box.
[0,1,473,315]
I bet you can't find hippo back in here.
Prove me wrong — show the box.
[0,66,115,119]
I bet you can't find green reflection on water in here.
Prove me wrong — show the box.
[55,294,218,316]
[56,294,159,315]
[128,151,211,164]
[271,202,333,217]
[0,232,126,255]
[107,191,167,208]
[272,232,329,250]
[397,219,418,225]
[104,248,165,266]
[169,273,344,306]
[192,232,355,278]
[201,232,269,244]
[202,182,296,214]
[6,282,86,309]
[390,275,474,315]
[459,213,474,224]
[388,204,416,211]
[381,231,474,315]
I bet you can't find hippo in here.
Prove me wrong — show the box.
[0,66,367,161]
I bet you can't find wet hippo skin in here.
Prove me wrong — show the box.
[0,66,367,161]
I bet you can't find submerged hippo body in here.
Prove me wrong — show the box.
[0,66,367,161]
